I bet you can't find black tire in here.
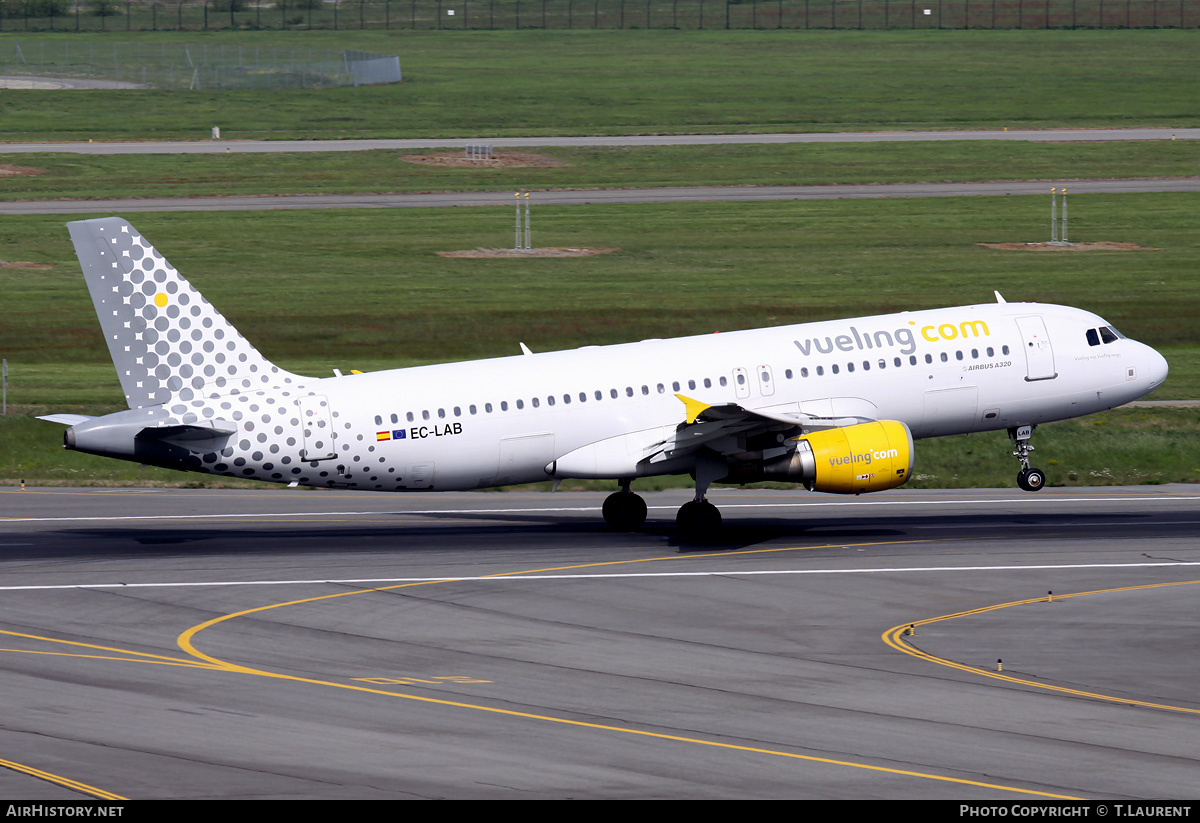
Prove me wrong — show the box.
[676,500,722,539]
[602,491,647,530]
[1017,467,1046,492]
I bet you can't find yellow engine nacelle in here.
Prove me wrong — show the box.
[779,420,914,494]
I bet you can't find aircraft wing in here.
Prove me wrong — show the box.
[645,394,876,466]
[549,395,879,479]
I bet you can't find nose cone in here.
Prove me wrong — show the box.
[1145,345,1169,392]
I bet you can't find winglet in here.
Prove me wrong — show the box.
[675,394,711,425]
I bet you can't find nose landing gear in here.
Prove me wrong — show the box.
[1009,425,1046,492]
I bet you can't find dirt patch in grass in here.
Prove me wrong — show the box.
[0,261,52,269]
[977,241,1157,252]
[0,164,43,177]
[401,151,569,169]
[437,247,619,258]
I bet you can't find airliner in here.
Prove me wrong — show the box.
[41,217,1169,536]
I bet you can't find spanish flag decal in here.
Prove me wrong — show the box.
[376,431,391,442]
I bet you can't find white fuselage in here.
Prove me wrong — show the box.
[59,218,1169,499]
[175,301,1159,492]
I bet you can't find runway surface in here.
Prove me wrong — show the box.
[4,178,1198,215]
[3,128,1198,154]
[0,484,1197,799]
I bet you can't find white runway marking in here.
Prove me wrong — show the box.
[2,561,1198,592]
[1,494,1195,523]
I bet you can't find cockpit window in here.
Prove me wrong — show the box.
[1087,326,1123,346]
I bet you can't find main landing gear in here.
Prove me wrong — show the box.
[602,454,728,539]
[1009,425,1046,492]
[602,480,647,531]
[676,451,725,539]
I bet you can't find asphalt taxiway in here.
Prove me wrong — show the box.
[3,127,1198,154]
[0,484,1196,799]
[3,178,1198,216]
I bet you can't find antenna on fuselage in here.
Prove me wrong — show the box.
[994,291,1007,304]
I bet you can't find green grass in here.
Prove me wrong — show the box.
[1,30,1198,141]
[2,27,1196,489]
[2,139,1198,200]
[6,408,1199,489]
[1,193,1196,411]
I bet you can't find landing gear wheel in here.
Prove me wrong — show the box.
[676,500,722,540]
[602,491,647,531]
[1017,467,1046,492]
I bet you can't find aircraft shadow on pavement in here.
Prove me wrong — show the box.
[0,510,1164,561]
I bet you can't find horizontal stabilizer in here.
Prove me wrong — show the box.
[36,414,93,426]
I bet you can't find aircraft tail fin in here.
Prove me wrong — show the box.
[68,217,302,410]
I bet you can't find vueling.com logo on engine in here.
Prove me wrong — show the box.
[829,447,900,467]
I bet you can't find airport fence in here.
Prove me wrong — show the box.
[0,40,401,87]
[0,0,1197,31]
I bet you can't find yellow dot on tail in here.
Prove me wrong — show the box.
[155,293,168,307]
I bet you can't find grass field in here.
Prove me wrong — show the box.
[2,139,1199,200]
[1,27,1196,490]
[1,30,1198,141]
[2,194,1195,405]
[7,406,1198,491]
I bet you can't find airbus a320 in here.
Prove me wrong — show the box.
[40,217,1169,536]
